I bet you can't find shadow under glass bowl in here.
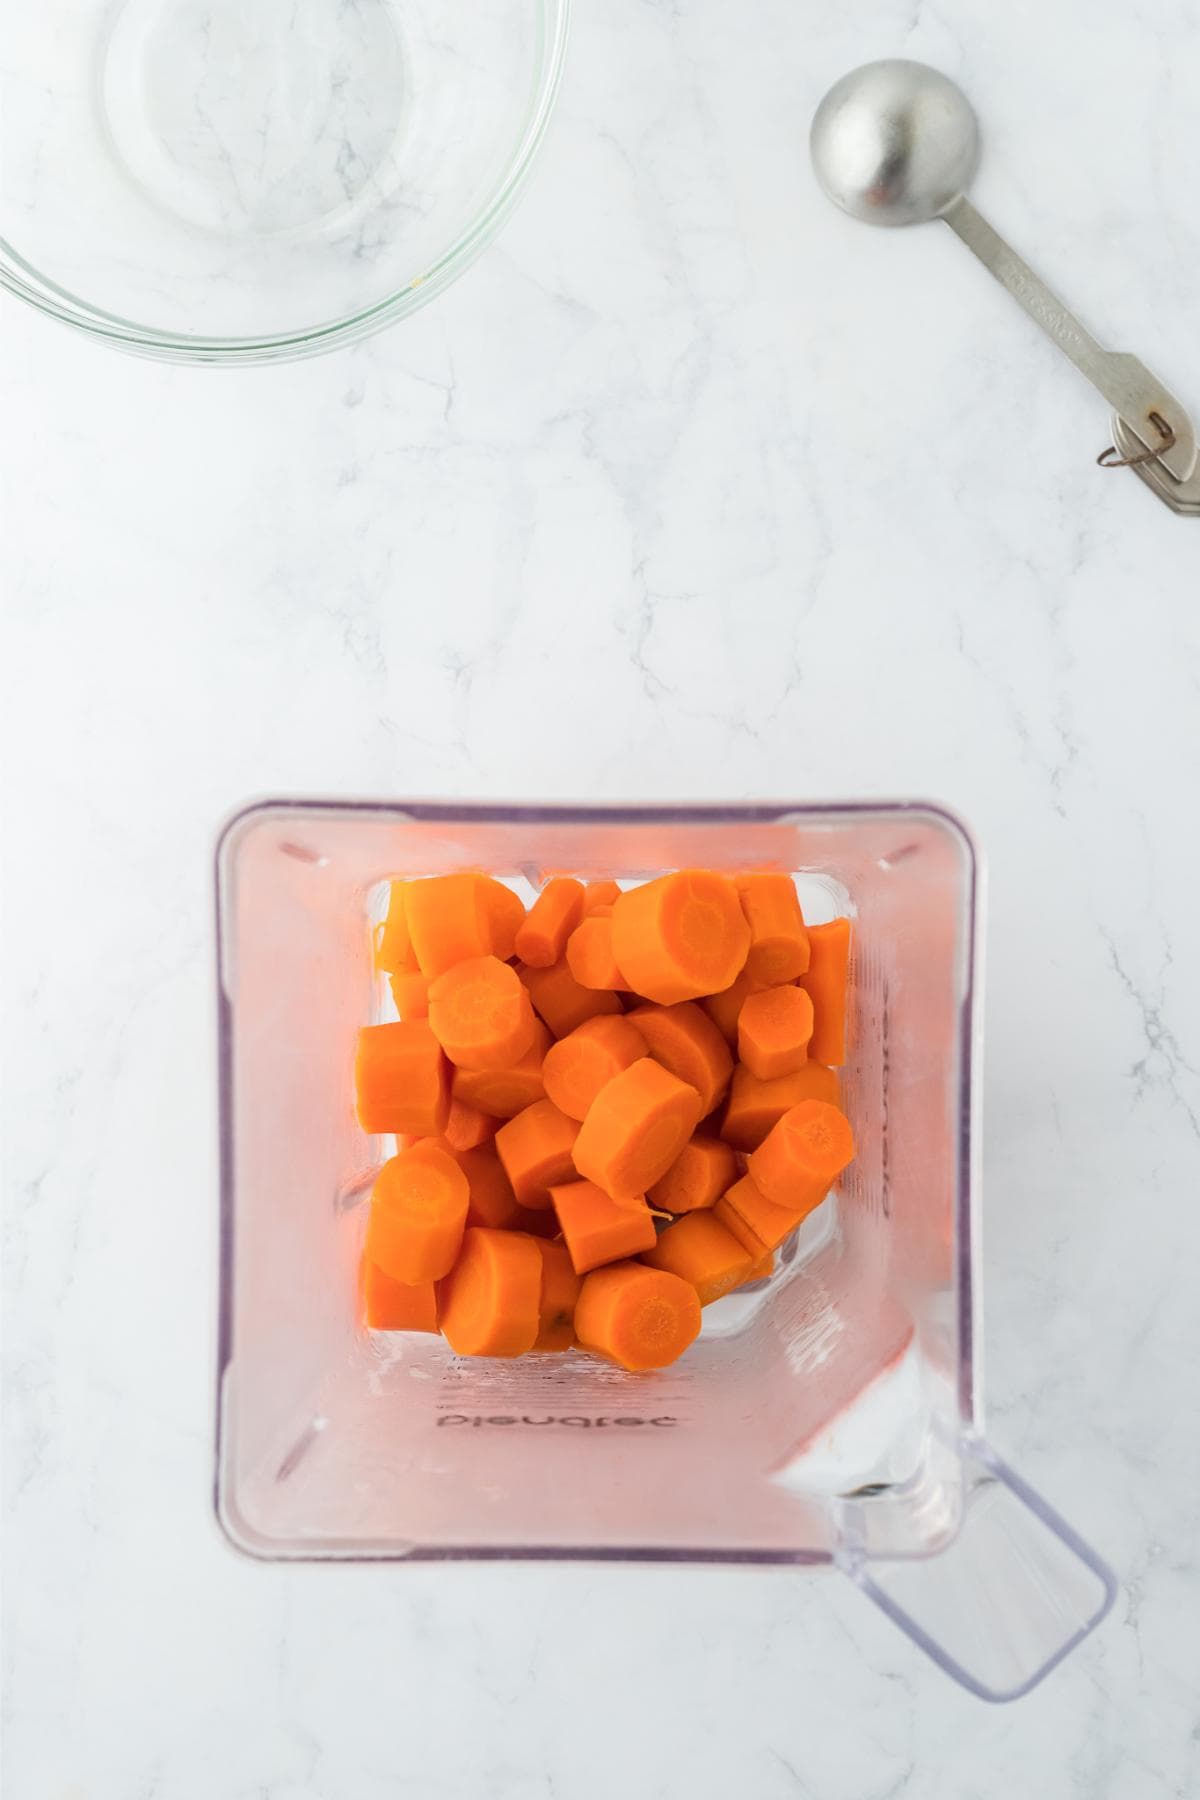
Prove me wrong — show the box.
[0,0,569,363]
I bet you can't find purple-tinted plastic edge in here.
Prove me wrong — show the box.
[212,794,979,1565]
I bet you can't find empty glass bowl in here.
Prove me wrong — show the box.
[0,0,569,361]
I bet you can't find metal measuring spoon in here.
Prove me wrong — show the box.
[811,60,1198,508]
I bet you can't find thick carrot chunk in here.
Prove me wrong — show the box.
[550,1179,658,1274]
[737,984,814,1080]
[362,1257,439,1332]
[442,1098,499,1152]
[364,1141,469,1283]
[494,1099,581,1210]
[582,880,621,914]
[427,954,538,1071]
[452,1018,551,1118]
[647,1133,737,1214]
[748,1098,856,1206]
[611,869,751,1005]
[714,1172,813,1255]
[389,970,430,1021]
[799,918,851,1066]
[626,1000,733,1115]
[375,881,419,974]
[438,1227,543,1357]
[541,1014,647,1121]
[519,959,623,1037]
[574,1262,701,1370]
[720,1061,839,1151]
[514,877,586,968]
[355,1020,450,1137]
[566,913,626,990]
[405,875,494,978]
[736,873,810,983]
[573,1058,703,1200]
[701,967,771,1045]
[641,1211,753,1305]
[477,877,527,961]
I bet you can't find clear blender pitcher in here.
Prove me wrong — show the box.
[214,799,1115,1701]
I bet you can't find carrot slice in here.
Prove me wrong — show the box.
[374,881,420,974]
[452,1018,551,1118]
[574,1262,701,1370]
[714,1172,814,1255]
[427,954,538,1071]
[550,1179,658,1274]
[478,877,526,961]
[541,1014,647,1121]
[565,913,626,990]
[534,1240,582,1350]
[364,1141,469,1283]
[738,1248,775,1288]
[389,970,430,1021]
[701,967,771,1045]
[720,1061,839,1151]
[737,984,815,1080]
[626,1000,733,1115]
[355,1020,450,1137]
[519,959,623,1037]
[573,1058,704,1199]
[405,875,493,978]
[582,880,621,914]
[362,1257,439,1332]
[748,1098,856,1206]
[494,1099,581,1210]
[514,877,586,968]
[647,1133,737,1213]
[736,873,810,983]
[438,1227,543,1357]
[442,1097,499,1152]
[641,1211,753,1305]
[799,918,851,1066]
[611,869,751,1005]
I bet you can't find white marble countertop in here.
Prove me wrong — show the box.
[5,0,1200,1792]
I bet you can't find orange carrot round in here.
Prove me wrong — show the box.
[519,958,623,1037]
[736,873,811,983]
[355,1020,450,1138]
[574,1262,701,1370]
[364,1141,469,1283]
[720,1061,839,1150]
[478,876,527,961]
[627,1000,733,1116]
[452,1018,551,1119]
[427,954,537,1071]
[701,967,771,1045]
[565,913,626,990]
[748,1098,856,1206]
[534,1239,582,1350]
[541,1013,647,1121]
[447,1146,521,1230]
[438,1227,543,1357]
[361,1256,440,1332]
[572,1057,703,1199]
[514,877,586,968]
[404,875,494,978]
[550,1179,658,1274]
[737,984,815,1081]
[641,1211,753,1305]
[647,1133,737,1213]
[799,917,851,1066]
[494,1098,581,1209]
[611,869,751,1005]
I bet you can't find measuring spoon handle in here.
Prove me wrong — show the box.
[943,196,1196,481]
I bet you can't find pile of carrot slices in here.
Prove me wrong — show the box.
[356,870,854,1371]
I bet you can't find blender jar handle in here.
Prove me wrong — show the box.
[837,1435,1117,1702]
